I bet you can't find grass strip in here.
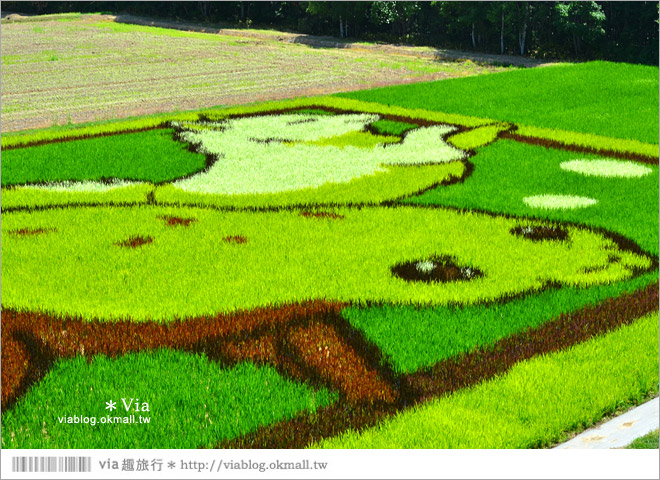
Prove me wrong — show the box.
[89,20,248,44]
[2,129,206,187]
[1,115,195,149]
[315,312,659,448]
[0,351,337,449]
[514,125,659,160]
[626,430,659,449]
[1,98,492,149]
[337,61,660,143]
[447,124,509,150]
[0,184,152,211]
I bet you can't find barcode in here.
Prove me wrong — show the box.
[11,456,92,473]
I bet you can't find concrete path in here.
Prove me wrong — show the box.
[554,397,659,449]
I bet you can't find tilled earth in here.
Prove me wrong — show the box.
[1,15,508,132]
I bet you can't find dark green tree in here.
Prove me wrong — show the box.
[555,1,606,56]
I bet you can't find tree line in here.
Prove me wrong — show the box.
[6,1,659,65]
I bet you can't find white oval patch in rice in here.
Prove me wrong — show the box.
[560,159,652,178]
[523,194,598,210]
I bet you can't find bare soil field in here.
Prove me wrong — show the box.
[1,13,511,132]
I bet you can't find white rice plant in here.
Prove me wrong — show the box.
[523,194,598,210]
[415,260,436,273]
[560,159,652,178]
[174,113,465,195]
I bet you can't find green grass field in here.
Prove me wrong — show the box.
[1,351,337,448]
[1,61,658,450]
[2,128,206,186]
[338,61,659,143]
[316,312,659,448]
[627,430,660,449]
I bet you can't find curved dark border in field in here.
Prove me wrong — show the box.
[1,301,404,411]
[501,128,659,164]
[2,106,658,448]
[2,282,657,448]
[218,282,659,448]
[1,106,470,190]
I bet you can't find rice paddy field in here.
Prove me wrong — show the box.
[1,16,658,452]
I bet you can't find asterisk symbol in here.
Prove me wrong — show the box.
[106,400,117,411]
[167,462,176,469]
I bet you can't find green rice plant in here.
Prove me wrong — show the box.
[315,312,659,448]
[447,124,509,150]
[1,184,152,211]
[407,140,659,255]
[154,162,465,208]
[370,119,418,136]
[1,129,206,187]
[1,205,649,322]
[342,271,657,373]
[0,351,337,448]
[1,115,199,149]
[307,130,400,148]
[338,61,659,143]
[514,125,659,159]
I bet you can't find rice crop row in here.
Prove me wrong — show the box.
[512,125,659,159]
[316,312,659,448]
[0,98,492,149]
[626,430,660,449]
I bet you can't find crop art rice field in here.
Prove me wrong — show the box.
[1,58,658,450]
